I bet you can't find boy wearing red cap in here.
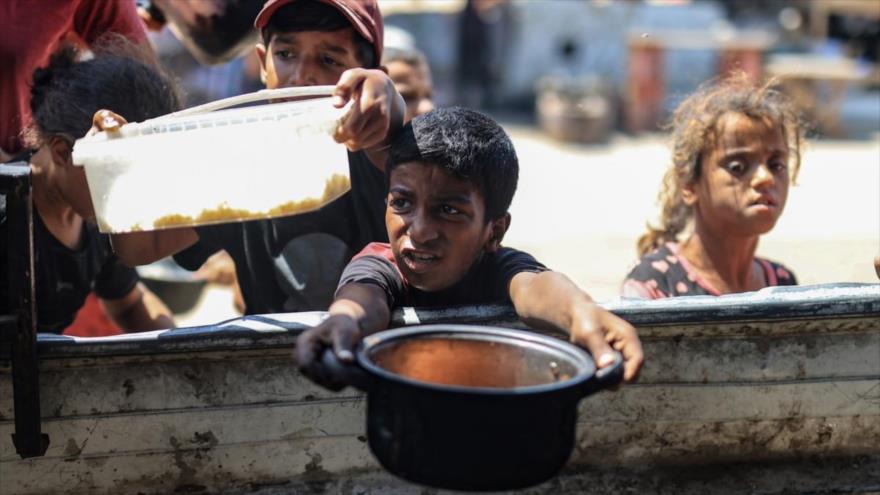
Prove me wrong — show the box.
[111,0,406,314]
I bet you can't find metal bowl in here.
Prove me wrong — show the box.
[137,258,206,314]
[324,325,623,491]
[367,332,582,390]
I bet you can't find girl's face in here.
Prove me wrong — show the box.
[43,137,97,220]
[685,112,790,238]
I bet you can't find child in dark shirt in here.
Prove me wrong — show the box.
[107,0,405,314]
[0,45,177,333]
[296,107,643,387]
[622,74,803,299]
[383,46,435,123]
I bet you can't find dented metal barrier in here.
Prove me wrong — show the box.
[0,283,878,493]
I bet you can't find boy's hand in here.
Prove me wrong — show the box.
[571,304,643,384]
[137,4,167,32]
[510,271,644,386]
[295,314,362,390]
[195,250,237,285]
[91,109,127,134]
[332,68,405,152]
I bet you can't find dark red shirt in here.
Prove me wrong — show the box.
[0,0,146,154]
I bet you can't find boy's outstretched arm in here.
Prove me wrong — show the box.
[331,68,405,172]
[295,282,391,389]
[101,282,175,332]
[509,271,644,383]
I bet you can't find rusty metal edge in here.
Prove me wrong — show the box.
[23,283,880,360]
[1,162,49,457]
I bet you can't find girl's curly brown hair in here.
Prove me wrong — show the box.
[636,72,807,257]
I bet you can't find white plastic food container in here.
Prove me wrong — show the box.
[72,86,351,233]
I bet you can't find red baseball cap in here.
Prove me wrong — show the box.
[254,0,384,65]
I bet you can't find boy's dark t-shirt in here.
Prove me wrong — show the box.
[338,242,548,308]
[0,195,139,334]
[175,150,387,314]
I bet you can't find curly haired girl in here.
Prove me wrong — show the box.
[1,42,180,333]
[622,73,806,299]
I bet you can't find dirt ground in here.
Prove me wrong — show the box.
[177,128,880,326]
[243,455,880,495]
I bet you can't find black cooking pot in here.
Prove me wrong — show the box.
[321,324,623,491]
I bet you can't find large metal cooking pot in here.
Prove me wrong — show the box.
[322,324,623,491]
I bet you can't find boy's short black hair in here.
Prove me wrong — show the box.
[387,107,519,222]
[261,0,377,68]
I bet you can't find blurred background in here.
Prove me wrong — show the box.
[151,0,880,139]
[130,0,879,326]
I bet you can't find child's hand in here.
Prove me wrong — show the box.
[194,251,237,286]
[570,304,643,384]
[90,109,127,134]
[137,4,167,32]
[295,314,363,390]
[332,68,404,152]
[510,271,645,386]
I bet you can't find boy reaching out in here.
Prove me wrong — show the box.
[296,108,643,388]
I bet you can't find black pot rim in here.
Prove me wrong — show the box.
[355,324,598,396]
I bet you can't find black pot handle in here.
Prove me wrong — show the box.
[319,348,374,392]
[580,351,624,396]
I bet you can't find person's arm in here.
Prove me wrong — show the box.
[136,1,167,33]
[332,68,406,172]
[509,271,643,383]
[111,229,199,267]
[100,282,175,332]
[86,110,200,266]
[294,282,390,389]
[194,250,245,314]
